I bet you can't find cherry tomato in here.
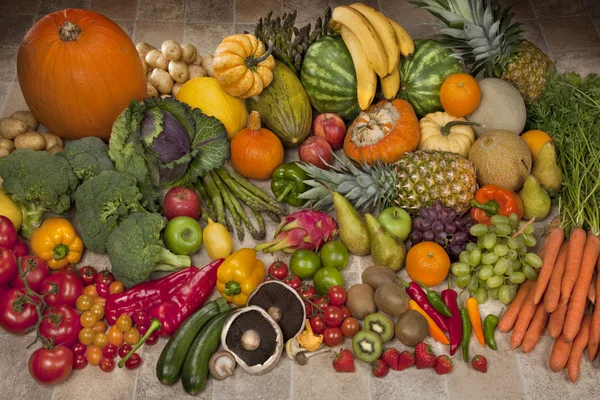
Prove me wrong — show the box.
[78,327,95,345]
[63,265,77,274]
[90,304,105,320]
[116,314,133,332]
[323,306,343,327]
[267,261,288,280]
[109,281,124,295]
[72,354,88,370]
[0,216,17,250]
[309,315,326,335]
[76,295,93,311]
[304,302,314,319]
[39,305,82,347]
[341,317,360,338]
[28,345,73,385]
[312,296,329,312]
[0,247,17,286]
[124,353,142,370]
[83,284,98,298]
[12,240,29,258]
[327,285,347,307]
[283,274,302,290]
[145,332,158,346]
[339,305,351,320]
[10,256,50,293]
[93,332,109,349]
[118,344,132,358]
[41,271,83,307]
[124,327,140,345]
[323,327,344,347]
[108,325,124,347]
[80,311,98,328]
[132,311,149,327]
[102,344,117,359]
[95,270,115,286]
[76,266,96,286]
[137,324,149,337]
[92,296,106,307]
[71,342,86,356]
[92,320,107,334]
[99,357,115,372]
[297,285,317,300]
[86,345,102,366]
[96,282,110,298]
[0,288,38,334]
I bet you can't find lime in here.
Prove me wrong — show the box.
[319,241,349,270]
[313,266,344,295]
[290,250,321,280]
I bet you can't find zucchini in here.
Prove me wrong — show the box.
[181,311,231,395]
[156,298,229,385]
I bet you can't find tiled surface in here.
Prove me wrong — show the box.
[1,0,600,399]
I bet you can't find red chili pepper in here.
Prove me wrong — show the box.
[400,279,448,331]
[441,288,462,356]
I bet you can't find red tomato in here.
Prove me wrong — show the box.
[102,344,117,359]
[118,344,132,358]
[297,285,316,300]
[145,332,158,346]
[99,357,115,372]
[95,270,115,286]
[309,315,326,335]
[0,288,39,334]
[304,302,314,319]
[327,286,347,306]
[323,327,344,347]
[124,353,142,370]
[339,305,351,320]
[96,282,110,298]
[341,317,360,338]
[63,265,77,274]
[71,342,86,356]
[323,306,343,327]
[11,256,50,293]
[28,345,73,385]
[0,247,17,286]
[283,274,302,290]
[12,241,29,258]
[41,271,83,307]
[0,216,17,250]
[72,354,87,370]
[267,261,288,280]
[39,305,82,347]
[132,311,149,327]
[312,296,329,312]
[77,266,97,286]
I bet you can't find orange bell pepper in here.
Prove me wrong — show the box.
[470,185,524,225]
[30,217,84,270]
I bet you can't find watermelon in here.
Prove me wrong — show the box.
[398,39,464,117]
[300,35,360,121]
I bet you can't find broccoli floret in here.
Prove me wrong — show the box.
[106,212,191,287]
[0,149,79,238]
[74,170,146,254]
[59,137,114,182]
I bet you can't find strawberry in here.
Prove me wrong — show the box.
[332,349,355,373]
[381,348,400,370]
[414,342,436,369]
[471,355,487,373]
[434,355,453,375]
[372,359,389,378]
[397,350,415,370]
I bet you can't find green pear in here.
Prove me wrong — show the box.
[519,175,551,220]
[332,191,370,255]
[364,213,406,272]
[532,141,562,193]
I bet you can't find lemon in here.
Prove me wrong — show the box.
[0,188,21,231]
[202,218,233,260]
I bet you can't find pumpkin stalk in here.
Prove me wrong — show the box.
[440,120,480,136]
[247,111,262,131]
[59,21,82,41]
[246,42,274,68]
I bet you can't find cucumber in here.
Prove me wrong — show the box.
[156,298,229,385]
[181,311,231,395]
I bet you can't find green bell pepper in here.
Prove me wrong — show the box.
[271,162,309,207]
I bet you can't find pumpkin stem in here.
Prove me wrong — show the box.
[59,21,82,41]
[440,120,480,136]
[248,111,262,131]
[246,41,273,68]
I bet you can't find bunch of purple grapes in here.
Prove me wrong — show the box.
[409,200,476,260]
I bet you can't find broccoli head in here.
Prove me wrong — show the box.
[74,170,146,254]
[59,137,114,182]
[0,149,79,238]
[106,212,191,288]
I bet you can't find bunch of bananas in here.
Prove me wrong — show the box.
[330,4,414,110]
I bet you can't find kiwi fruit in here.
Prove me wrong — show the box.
[361,265,396,290]
[395,310,429,347]
[346,284,376,320]
[363,313,394,342]
[352,330,383,363]
[374,282,409,317]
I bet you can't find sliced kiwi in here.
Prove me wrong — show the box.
[363,313,394,343]
[352,330,383,363]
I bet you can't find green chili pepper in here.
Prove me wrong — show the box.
[484,314,499,350]
[460,307,472,362]
[270,162,309,207]
[417,281,452,317]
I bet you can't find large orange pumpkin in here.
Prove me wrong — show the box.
[17,9,147,141]
[343,99,420,165]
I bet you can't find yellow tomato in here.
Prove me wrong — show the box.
[78,327,95,345]
[107,325,124,347]
[86,345,102,366]
[0,188,21,231]
[124,327,140,345]
[80,311,98,328]
[115,315,132,332]
[90,304,105,320]
[93,332,109,349]
[76,295,93,311]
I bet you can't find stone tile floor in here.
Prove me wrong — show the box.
[1,0,600,399]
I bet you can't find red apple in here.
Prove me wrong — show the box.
[163,187,201,221]
[298,136,333,170]
[312,113,346,150]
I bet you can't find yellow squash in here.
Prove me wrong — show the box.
[0,188,22,231]
[30,218,84,270]
[216,248,265,306]
[418,111,476,158]
[203,218,234,260]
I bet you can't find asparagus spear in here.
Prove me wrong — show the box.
[220,178,263,241]
[195,181,217,222]
[251,208,266,240]
[202,173,232,232]
[265,211,281,223]
[215,169,284,215]
[220,165,287,214]
[211,171,244,241]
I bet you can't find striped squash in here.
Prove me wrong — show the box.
[398,40,464,118]
[300,35,360,121]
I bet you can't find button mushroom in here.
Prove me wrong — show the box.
[221,306,283,375]
[208,350,236,381]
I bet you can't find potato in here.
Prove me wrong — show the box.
[0,138,14,153]
[192,53,203,65]
[149,69,174,94]
[146,50,169,70]
[168,61,189,83]
[147,70,153,80]
[0,118,27,139]
[14,132,46,151]
[136,42,156,58]
[47,145,64,155]
[11,111,38,131]
[171,82,183,97]
[201,55,215,77]
[160,94,172,99]
[147,82,159,98]
[161,40,182,61]
[188,65,207,79]
[140,55,148,72]
[0,148,9,158]
[180,44,198,64]
[40,133,63,151]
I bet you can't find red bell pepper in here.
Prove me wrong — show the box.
[400,279,449,331]
[470,185,524,225]
[441,288,462,356]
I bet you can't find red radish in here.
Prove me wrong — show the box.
[312,113,346,150]
[299,136,333,170]
[163,186,201,221]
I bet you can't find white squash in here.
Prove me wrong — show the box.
[418,111,476,158]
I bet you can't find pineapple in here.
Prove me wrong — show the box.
[412,0,553,104]
[298,151,477,215]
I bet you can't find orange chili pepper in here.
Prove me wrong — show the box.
[466,297,486,347]
[409,300,450,345]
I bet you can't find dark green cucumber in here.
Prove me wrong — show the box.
[181,311,231,395]
[156,299,229,385]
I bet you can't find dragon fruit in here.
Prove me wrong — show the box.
[254,210,338,253]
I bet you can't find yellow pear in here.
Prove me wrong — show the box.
[532,141,562,193]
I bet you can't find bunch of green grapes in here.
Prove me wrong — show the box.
[450,214,543,305]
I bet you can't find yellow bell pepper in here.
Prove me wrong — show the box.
[0,188,22,231]
[30,218,84,270]
[216,248,265,306]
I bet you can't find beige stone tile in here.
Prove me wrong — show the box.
[184,24,235,56]
[519,19,548,52]
[186,0,234,24]
[531,0,587,19]
[114,20,135,38]
[0,82,12,116]
[0,0,42,15]
[500,0,535,20]
[137,0,185,22]
[550,48,600,75]
[400,23,438,39]
[89,0,138,20]
[1,83,29,118]
[0,14,34,47]
[380,0,434,26]
[540,16,600,50]
[132,21,184,49]
[0,47,18,82]
[236,24,255,34]
[236,0,283,24]
[329,0,378,9]
[39,0,89,15]
[283,0,329,28]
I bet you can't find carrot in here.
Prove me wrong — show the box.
[466,297,485,347]
[560,227,587,306]
[587,256,600,360]
[544,242,569,313]
[549,333,573,372]
[588,271,596,305]
[547,303,568,338]
[534,226,565,304]
[521,304,549,353]
[562,232,600,342]
[499,280,534,333]
[567,314,592,382]
[408,300,449,345]
[510,282,538,349]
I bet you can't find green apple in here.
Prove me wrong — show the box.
[377,207,412,241]
[164,216,203,255]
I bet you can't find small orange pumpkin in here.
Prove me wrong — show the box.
[343,99,420,165]
[230,111,284,180]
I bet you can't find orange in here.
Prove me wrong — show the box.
[405,242,451,287]
[521,130,552,162]
[440,73,481,117]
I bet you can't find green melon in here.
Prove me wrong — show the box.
[398,39,464,118]
[300,35,360,121]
